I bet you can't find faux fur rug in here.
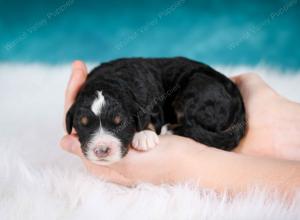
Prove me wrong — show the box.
[0,63,300,220]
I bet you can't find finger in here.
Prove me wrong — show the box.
[85,162,136,187]
[230,75,238,83]
[106,174,136,187]
[60,134,84,157]
[64,61,88,112]
[230,74,249,86]
[230,74,255,104]
[231,73,263,87]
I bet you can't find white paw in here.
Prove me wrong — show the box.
[132,130,159,151]
[160,124,174,135]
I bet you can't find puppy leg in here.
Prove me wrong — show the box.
[132,123,159,151]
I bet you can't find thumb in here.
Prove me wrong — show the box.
[60,135,83,156]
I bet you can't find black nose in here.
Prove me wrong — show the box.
[94,146,111,158]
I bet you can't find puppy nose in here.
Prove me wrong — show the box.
[94,146,111,158]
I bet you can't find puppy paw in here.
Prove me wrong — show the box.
[132,130,159,151]
[160,124,174,135]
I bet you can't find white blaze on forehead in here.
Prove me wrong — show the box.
[91,91,106,115]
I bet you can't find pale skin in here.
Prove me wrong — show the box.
[60,61,300,196]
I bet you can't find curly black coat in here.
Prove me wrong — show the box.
[66,57,246,157]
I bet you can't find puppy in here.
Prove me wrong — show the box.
[66,57,246,165]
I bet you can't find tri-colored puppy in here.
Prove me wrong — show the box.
[66,57,246,164]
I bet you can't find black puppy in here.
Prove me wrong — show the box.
[66,57,246,164]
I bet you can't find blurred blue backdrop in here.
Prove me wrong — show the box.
[0,0,299,68]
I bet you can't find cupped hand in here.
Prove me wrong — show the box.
[60,61,300,187]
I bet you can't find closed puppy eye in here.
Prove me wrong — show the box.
[80,116,89,126]
[113,115,122,125]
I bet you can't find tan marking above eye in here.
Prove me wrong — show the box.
[80,116,89,126]
[113,115,122,125]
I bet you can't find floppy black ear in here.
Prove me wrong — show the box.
[66,104,76,134]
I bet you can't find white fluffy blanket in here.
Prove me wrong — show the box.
[0,63,300,220]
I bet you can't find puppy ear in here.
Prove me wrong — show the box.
[66,104,76,134]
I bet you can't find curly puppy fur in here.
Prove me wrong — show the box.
[66,57,246,163]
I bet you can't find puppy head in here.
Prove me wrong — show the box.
[66,90,135,165]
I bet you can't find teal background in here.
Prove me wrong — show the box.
[0,0,299,68]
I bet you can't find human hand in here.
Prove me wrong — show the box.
[60,62,300,188]
[232,74,300,160]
